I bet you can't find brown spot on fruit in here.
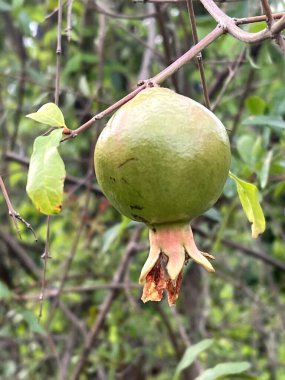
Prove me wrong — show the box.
[130,205,143,210]
[118,157,138,169]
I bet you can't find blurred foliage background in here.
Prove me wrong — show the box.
[0,1,285,379]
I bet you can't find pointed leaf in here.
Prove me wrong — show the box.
[102,224,121,254]
[229,172,265,238]
[195,361,251,380]
[26,103,66,127]
[260,150,273,189]
[0,281,12,300]
[242,116,285,129]
[174,339,213,379]
[245,95,266,115]
[0,0,11,11]
[19,310,45,335]
[236,135,255,164]
[26,129,66,215]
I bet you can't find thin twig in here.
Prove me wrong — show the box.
[260,0,285,53]
[0,175,36,239]
[66,0,74,41]
[230,67,256,141]
[38,216,52,321]
[192,225,285,272]
[70,229,141,380]
[0,175,21,237]
[200,0,285,43]
[261,0,274,28]
[154,4,180,91]
[55,0,63,104]
[45,170,94,328]
[16,283,141,300]
[0,230,41,279]
[237,12,285,25]
[211,47,246,110]
[186,0,211,108]
[39,0,63,321]
[5,151,102,196]
[62,25,223,141]
[138,3,156,80]
[61,10,285,141]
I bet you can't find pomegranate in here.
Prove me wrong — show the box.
[94,87,231,305]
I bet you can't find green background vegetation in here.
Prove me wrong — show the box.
[0,1,285,379]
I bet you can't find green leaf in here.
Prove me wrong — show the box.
[195,361,251,380]
[249,21,266,33]
[242,116,285,129]
[26,103,66,128]
[260,150,273,189]
[229,172,265,238]
[26,129,66,215]
[174,339,213,379]
[102,224,121,254]
[19,310,45,335]
[0,0,11,11]
[102,217,131,253]
[236,135,255,164]
[245,96,266,115]
[0,281,12,300]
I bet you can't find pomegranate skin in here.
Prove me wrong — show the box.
[94,87,230,226]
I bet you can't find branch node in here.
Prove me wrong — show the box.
[41,252,52,259]
[137,79,159,88]
[196,52,203,60]
[218,22,227,31]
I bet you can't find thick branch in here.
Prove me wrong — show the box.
[59,8,285,140]
[200,0,285,43]
[261,0,274,28]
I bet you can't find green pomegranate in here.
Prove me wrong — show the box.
[95,87,231,305]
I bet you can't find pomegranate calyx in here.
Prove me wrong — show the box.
[139,223,215,305]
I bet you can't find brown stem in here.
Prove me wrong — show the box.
[237,12,285,25]
[261,0,274,28]
[69,229,141,380]
[155,4,180,91]
[186,0,211,109]
[61,8,285,140]
[200,0,285,43]
[0,175,36,239]
[55,0,63,105]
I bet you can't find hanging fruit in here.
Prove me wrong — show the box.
[95,87,231,305]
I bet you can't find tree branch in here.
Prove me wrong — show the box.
[192,225,285,272]
[186,0,211,108]
[200,0,285,43]
[70,229,141,380]
[61,8,285,141]
[0,175,36,239]
[63,25,223,141]
[261,0,274,28]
